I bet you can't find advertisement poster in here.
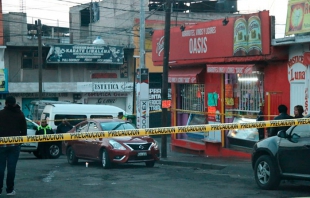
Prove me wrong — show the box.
[285,0,310,35]
[136,68,149,129]
[0,69,8,93]
[46,45,124,64]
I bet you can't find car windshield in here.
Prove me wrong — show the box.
[100,122,136,131]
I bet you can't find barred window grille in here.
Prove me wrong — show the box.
[236,74,264,112]
[180,84,205,112]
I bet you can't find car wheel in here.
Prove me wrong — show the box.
[101,149,112,169]
[67,147,78,165]
[33,151,42,159]
[48,143,61,159]
[254,155,280,190]
[145,161,155,167]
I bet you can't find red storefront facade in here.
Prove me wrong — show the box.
[152,11,290,157]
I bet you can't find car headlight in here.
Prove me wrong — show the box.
[152,140,159,149]
[109,140,126,150]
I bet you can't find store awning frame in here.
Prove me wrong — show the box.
[168,67,205,83]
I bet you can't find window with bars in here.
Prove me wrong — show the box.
[180,84,205,112]
[234,73,264,112]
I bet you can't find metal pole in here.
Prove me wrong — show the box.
[139,0,145,68]
[37,19,42,100]
[161,0,171,158]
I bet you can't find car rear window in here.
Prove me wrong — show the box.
[100,122,136,131]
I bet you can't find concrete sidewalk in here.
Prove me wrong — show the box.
[154,136,252,171]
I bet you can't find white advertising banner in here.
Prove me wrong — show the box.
[136,100,149,129]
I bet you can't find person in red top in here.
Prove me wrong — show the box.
[0,95,27,196]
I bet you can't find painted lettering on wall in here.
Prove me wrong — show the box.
[97,98,116,104]
[287,55,307,83]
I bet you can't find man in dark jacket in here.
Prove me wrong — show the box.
[56,118,73,134]
[36,119,53,159]
[268,104,293,137]
[0,95,27,196]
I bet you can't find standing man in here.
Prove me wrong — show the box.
[256,103,265,140]
[56,118,73,134]
[268,104,293,137]
[0,95,27,196]
[36,119,53,159]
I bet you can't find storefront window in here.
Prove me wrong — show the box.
[180,84,205,112]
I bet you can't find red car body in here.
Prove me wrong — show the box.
[62,119,160,168]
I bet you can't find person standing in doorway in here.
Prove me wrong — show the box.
[256,103,265,140]
[294,105,304,118]
[0,95,27,196]
[268,104,293,137]
[36,119,53,159]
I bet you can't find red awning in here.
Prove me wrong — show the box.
[168,67,204,83]
[207,64,255,74]
[303,52,310,65]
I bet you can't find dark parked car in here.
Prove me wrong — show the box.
[251,117,310,190]
[62,119,160,168]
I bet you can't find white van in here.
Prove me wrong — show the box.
[40,104,126,130]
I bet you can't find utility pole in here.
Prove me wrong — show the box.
[36,19,43,100]
[136,0,149,129]
[161,0,171,158]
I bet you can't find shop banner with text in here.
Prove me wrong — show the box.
[46,45,124,64]
[152,11,271,65]
[285,0,310,35]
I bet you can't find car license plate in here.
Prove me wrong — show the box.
[137,152,147,157]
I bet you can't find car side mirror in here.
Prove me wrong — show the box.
[277,130,287,138]
[291,133,300,143]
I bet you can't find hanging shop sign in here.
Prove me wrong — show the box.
[46,45,124,64]
[287,55,307,83]
[152,11,271,65]
[92,82,133,92]
[285,0,310,35]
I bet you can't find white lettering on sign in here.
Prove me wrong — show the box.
[287,55,307,83]
[189,37,207,54]
[156,36,165,57]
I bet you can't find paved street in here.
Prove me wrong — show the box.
[8,151,309,198]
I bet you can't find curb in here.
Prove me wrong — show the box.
[158,159,226,170]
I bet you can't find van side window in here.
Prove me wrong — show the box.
[54,115,87,126]
[90,115,113,119]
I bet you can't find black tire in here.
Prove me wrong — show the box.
[254,155,280,190]
[101,149,112,169]
[67,147,78,165]
[33,151,42,159]
[48,142,61,159]
[145,161,155,167]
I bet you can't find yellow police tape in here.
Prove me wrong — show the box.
[2,118,310,145]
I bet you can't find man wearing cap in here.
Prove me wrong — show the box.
[36,119,53,159]
[0,95,27,196]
